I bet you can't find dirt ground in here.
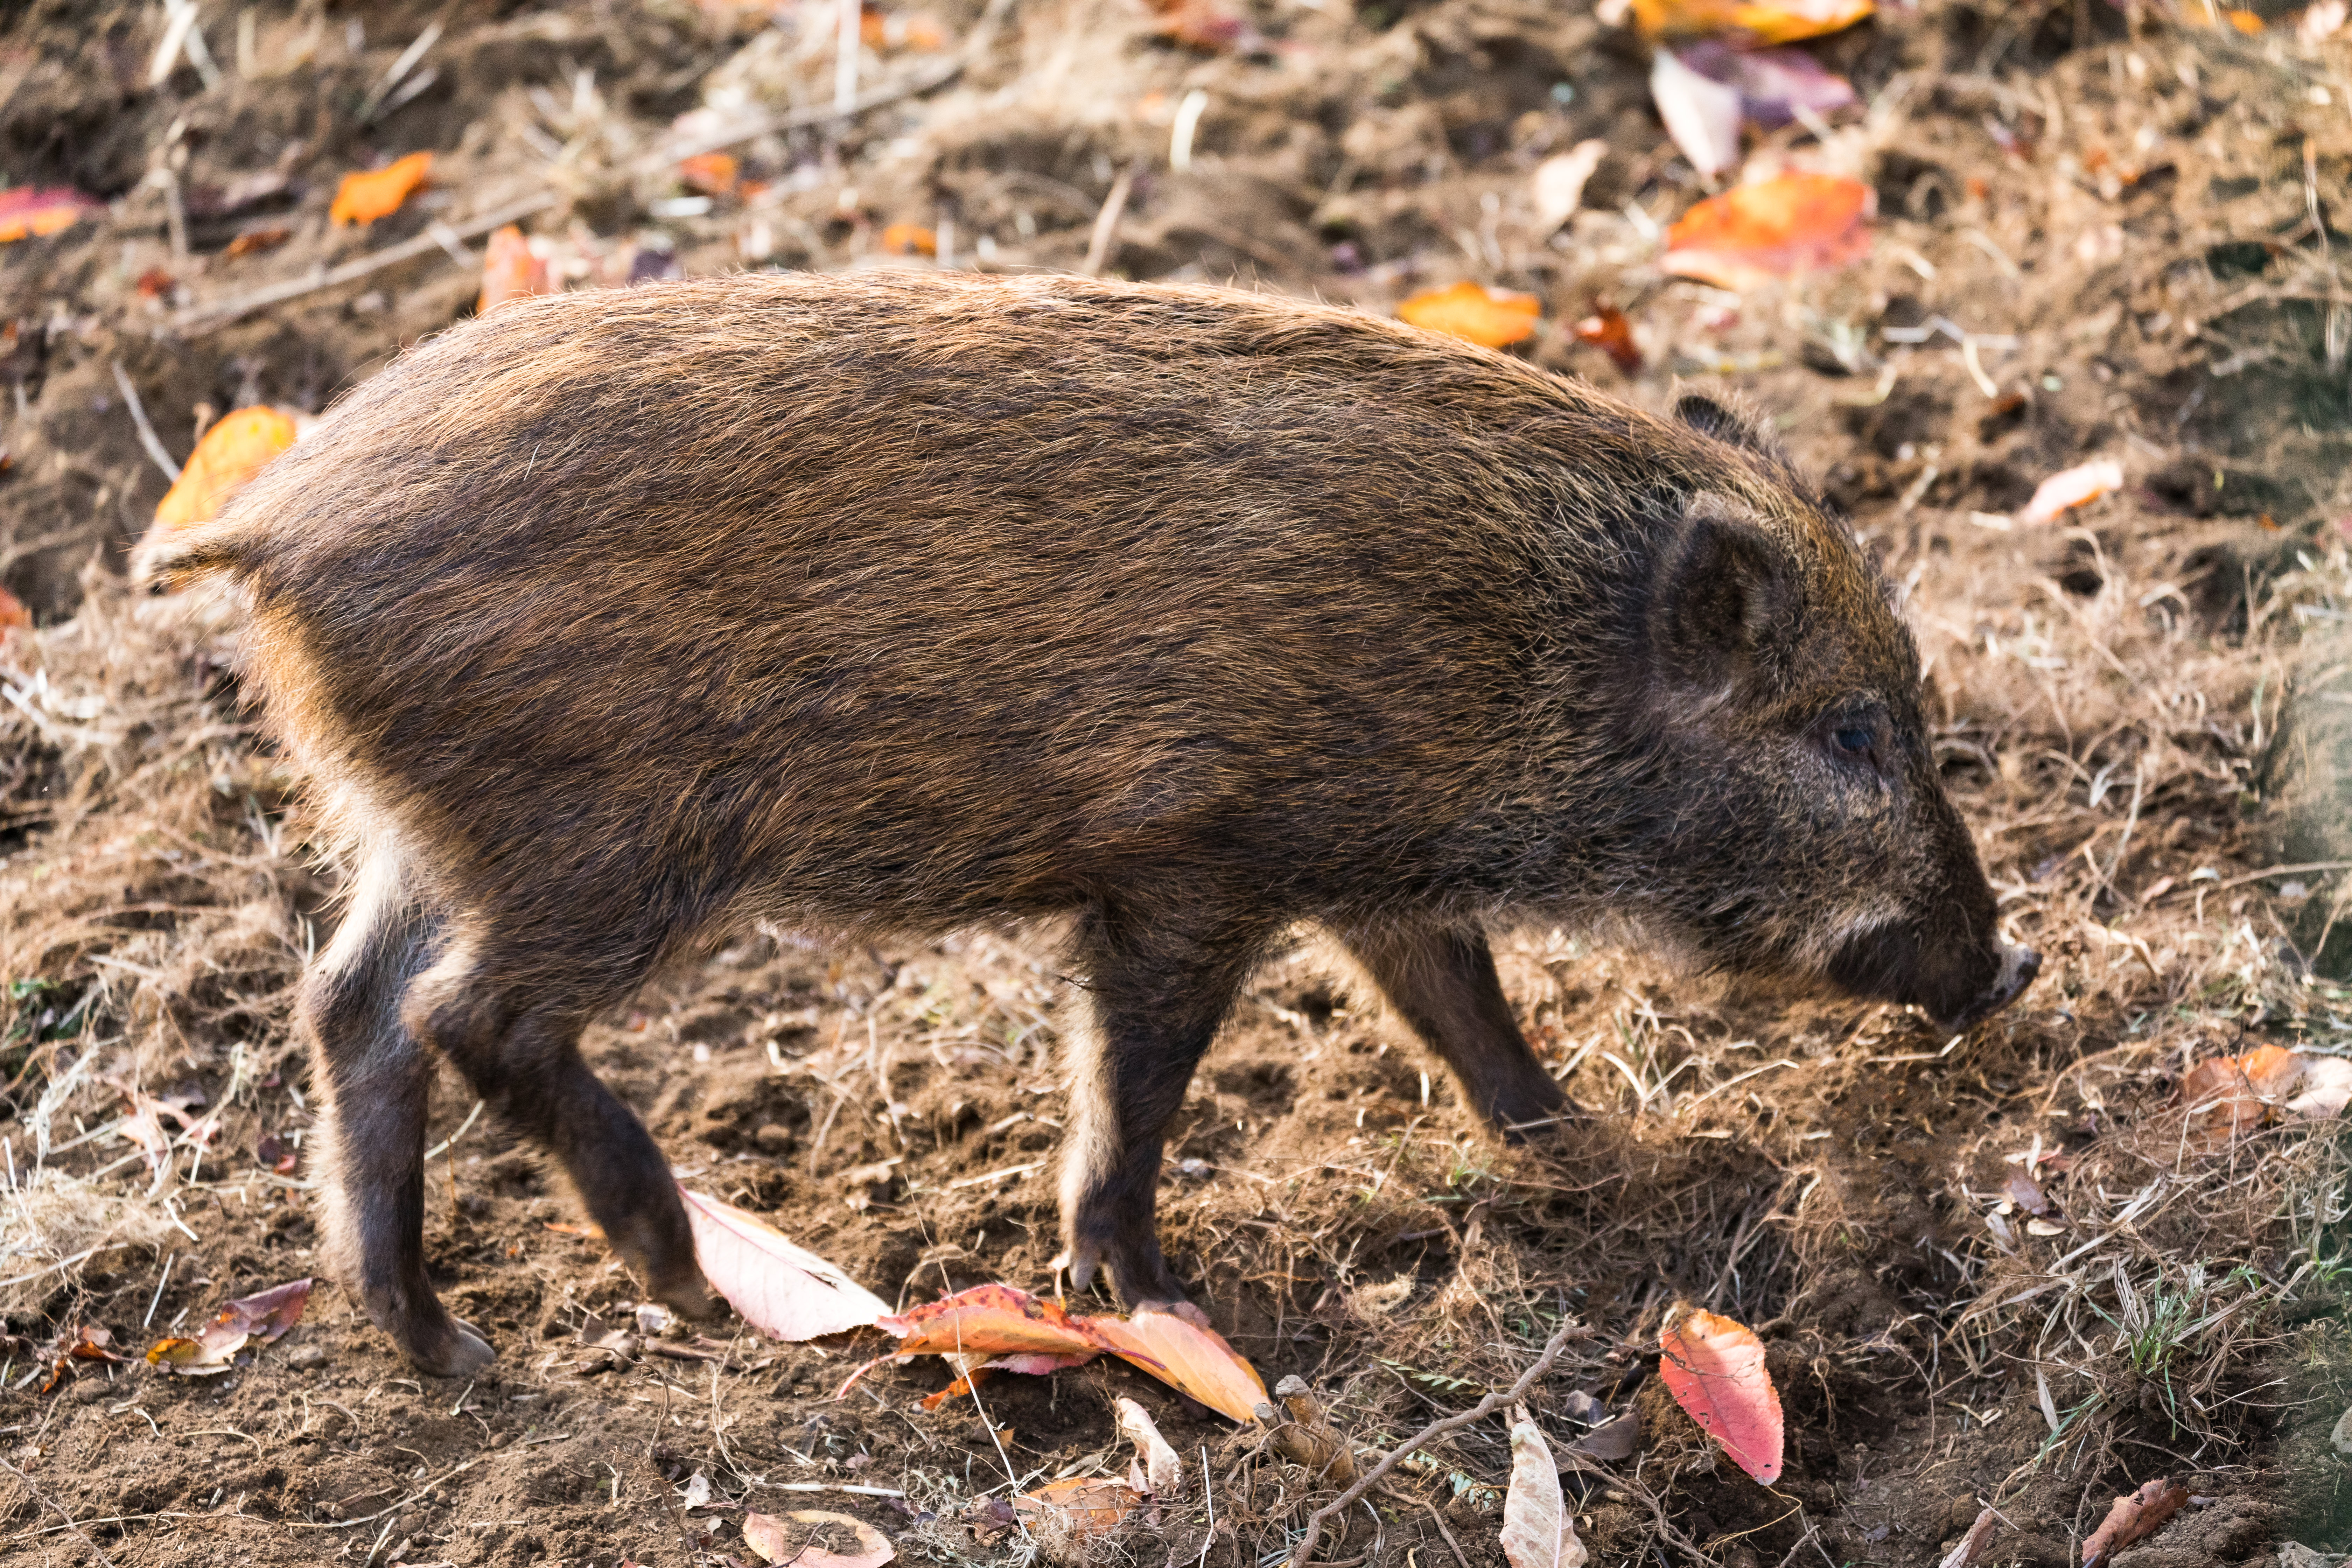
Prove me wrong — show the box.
[4,0,2352,1564]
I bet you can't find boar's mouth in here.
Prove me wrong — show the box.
[1824,919,2041,1032]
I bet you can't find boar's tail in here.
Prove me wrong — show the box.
[130,512,259,593]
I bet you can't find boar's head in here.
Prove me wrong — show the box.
[1615,391,2038,1031]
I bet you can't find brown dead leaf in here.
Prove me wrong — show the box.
[1014,1477,1142,1536]
[1501,1405,1589,1568]
[743,1510,895,1568]
[2080,1478,2186,1568]
[1935,1505,1998,1568]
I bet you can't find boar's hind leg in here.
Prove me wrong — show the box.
[404,930,719,1329]
[1060,904,1273,1319]
[300,850,493,1377]
[1339,921,1566,1138]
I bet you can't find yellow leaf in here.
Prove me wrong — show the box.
[153,408,300,530]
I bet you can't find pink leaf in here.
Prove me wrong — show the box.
[1657,1307,1784,1484]
[1652,49,1745,178]
[1676,40,1856,128]
[679,1185,888,1340]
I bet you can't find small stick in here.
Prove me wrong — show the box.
[1081,162,1138,277]
[1198,1446,1214,1568]
[0,1458,118,1568]
[111,362,182,483]
[1415,1498,1471,1568]
[1285,1316,1588,1568]
[142,1252,174,1329]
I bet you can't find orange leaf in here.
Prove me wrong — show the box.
[880,1283,1101,1358]
[1657,1307,1783,1484]
[0,587,29,636]
[743,1510,895,1568]
[1395,281,1542,348]
[1572,308,1643,372]
[679,153,740,196]
[1086,1307,1269,1423]
[2225,7,2264,28]
[880,1285,1269,1421]
[225,226,291,257]
[330,152,433,227]
[1662,173,1872,293]
[680,1185,890,1340]
[477,225,552,315]
[879,223,937,257]
[1630,0,1871,41]
[147,1277,312,1374]
[1014,1477,1142,1535]
[0,187,103,244]
[2181,1044,2303,1147]
[2081,1478,2186,1568]
[153,407,300,530]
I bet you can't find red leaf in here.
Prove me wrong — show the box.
[1572,308,1643,372]
[1657,1307,1783,1484]
[0,187,103,244]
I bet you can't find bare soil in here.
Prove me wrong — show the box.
[2,0,2351,1565]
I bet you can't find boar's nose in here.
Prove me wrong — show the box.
[1936,942,2040,1032]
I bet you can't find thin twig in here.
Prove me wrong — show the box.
[110,363,182,483]
[0,1457,118,1567]
[1285,1316,1588,1568]
[1081,162,1139,277]
[1415,1498,1472,1568]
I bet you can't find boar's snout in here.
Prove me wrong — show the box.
[1826,912,2040,1033]
[1940,941,2041,1031]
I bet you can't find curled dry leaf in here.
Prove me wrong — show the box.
[879,1284,1269,1421]
[1662,173,1872,293]
[1015,1477,1142,1536]
[1935,1505,1998,1568]
[1500,1405,1589,1568]
[147,1278,312,1375]
[2002,1168,2052,1216]
[1114,1396,1185,1494]
[1532,140,1608,232]
[1631,0,1872,41]
[2080,1478,2186,1568]
[478,225,553,315]
[2289,1056,2352,1120]
[2177,1044,2350,1147]
[330,151,433,226]
[1573,309,1643,372]
[1650,48,1744,179]
[1657,1306,1783,1484]
[680,1185,889,1340]
[153,407,301,530]
[1396,281,1542,347]
[743,1510,896,1568]
[2017,458,2123,525]
[1673,39,1857,130]
[0,186,104,244]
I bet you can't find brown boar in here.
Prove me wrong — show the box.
[136,271,2037,1375]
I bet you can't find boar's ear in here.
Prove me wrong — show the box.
[1651,491,1800,690]
[1673,388,1793,469]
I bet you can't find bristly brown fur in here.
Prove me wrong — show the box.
[137,270,2032,1373]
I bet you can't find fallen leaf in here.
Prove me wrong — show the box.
[1014,1477,1142,1535]
[1565,1409,1641,1463]
[1115,1396,1184,1494]
[1533,140,1608,232]
[1662,173,1872,293]
[477,225,552,316]
[2225,7,2264,28]
[679,153,740,196]
[1142,0,1264,51]
[225,225,291,257]
[881,1284,1268,1421]
[1936,1505,1998,1568]
[1631,0,1872,41]
[329,152,433,227]
[2017,458,2123,525]
[1086,1305,1270,1422]
[1501,1404,1589,1568]
[153,407,301,530]
[1651,48,1745,179]
[2080,1478,2186,1568]
[42,1323,122,1393]
[1674,39,1857,129]
[135,267,175,300]
[2289,1057,2352,1119]
[679,1185,890,1340]
[1657,1306,1783,1484]
[743,1510,896,1568]
[2002,1169,2052,1216]
[0,187,104,244]
[879,223,937,257]
[1572,307,1643,372]
[149,1278,312,1374]
[0,587,29,636]
[1396,281,1542,348]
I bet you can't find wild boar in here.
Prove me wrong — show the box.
[137,271,2037,1374]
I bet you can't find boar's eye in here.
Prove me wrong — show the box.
[1833,727,1872,755]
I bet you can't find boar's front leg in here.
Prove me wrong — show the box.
[1339,920,1567,1138]
[300,851,493,1377]
[403,926,719,1338]
[1059,903,1273,1317]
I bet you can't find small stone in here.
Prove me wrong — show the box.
[72,1379,107,1405]
[287,1344,328,1371]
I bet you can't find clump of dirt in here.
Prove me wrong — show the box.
[3,0,2351,1563]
